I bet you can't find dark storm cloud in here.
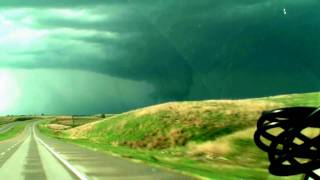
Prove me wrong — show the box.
[0,0,120,8]
[129,0,320,98]
[2,0,320,102]
[7,69,154,115]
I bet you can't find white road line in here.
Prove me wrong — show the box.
[0,140,23,158]
[32,125,88,180]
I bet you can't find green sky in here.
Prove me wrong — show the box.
[0,0,320,115]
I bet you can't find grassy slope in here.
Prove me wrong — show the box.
[40,92,320,179]
[0,116,46,141]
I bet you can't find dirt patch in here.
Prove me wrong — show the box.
[47,124,71,131]
[123,134,170,149]
[67,121,100,139]
[188,141,231,157]
[117,120,128,130]
[187,127,256,157]
[169,128,188,146]
[123,128,190,149]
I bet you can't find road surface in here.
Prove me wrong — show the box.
[0,121,21,133]
[0,122,194,180]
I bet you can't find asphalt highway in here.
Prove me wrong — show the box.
[0,122,194,180]
[0,121,21,133]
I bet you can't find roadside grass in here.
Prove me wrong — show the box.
[39,124,302,179]
[38,91,320,179]
[0,123,27,141]
[261,91,320,106]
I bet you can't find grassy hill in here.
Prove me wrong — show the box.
[67,100,279,148]
[40,92,320,179]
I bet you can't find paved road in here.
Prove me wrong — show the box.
[0,123,194,180]
[0,121,21,133]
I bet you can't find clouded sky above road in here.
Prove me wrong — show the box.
[0,0,320,115]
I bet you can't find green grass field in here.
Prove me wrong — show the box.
[0,123,27,141]
[38,92,320,179]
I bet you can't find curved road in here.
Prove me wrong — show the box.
[0,122,194,180]
[0,121,21,133]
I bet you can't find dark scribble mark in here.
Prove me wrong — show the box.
[254,107,320,180]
